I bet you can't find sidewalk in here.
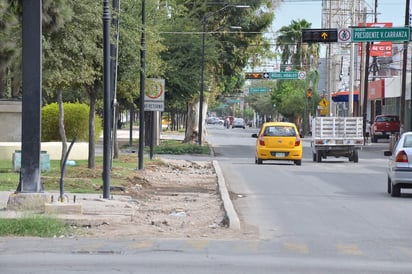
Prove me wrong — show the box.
[0,130,240,230]
[0,192,137,226]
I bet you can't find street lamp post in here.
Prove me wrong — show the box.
[198,5,249,146]
[198,16,206,145]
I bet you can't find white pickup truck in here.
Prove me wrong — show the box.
[311,117,364,163]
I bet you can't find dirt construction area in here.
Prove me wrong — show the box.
[82,158,258,240]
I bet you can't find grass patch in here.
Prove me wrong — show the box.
[0,140,210,192]
[0,138,211,236]
[145,139,211,155]
[0,215,70,237]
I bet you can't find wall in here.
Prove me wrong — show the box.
[0,142,89,161]
[0,100,22,142]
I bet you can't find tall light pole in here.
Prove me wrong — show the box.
[102,0,111,199]
[138,0,146,169]
[198,5,249,145]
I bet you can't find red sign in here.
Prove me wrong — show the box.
[367,79,385,100]
[358,22,393,57]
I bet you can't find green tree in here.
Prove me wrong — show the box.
[0,0,72,98]
[276,19,320,71]
[42,0,102,168]
[161,0,274,143]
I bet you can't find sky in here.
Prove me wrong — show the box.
[270,0,407,32]
[258,0,407,67]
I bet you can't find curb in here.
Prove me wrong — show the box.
[212,160,240,230]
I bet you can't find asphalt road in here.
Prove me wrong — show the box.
[2,125,412,273]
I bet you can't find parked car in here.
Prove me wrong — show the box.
[384,132,412,197]
[232,118,246,129]
[206,117,223,125]
[251,122,302,165]
[371,115,400,143]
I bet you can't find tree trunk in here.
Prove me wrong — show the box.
[58,89,67,170]
[184,101,198,143]
[87,81,98,169]
[11,62,21,99]
[0,67,6,98]
[184,97,208,143]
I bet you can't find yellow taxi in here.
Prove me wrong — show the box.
[251,122,302,165]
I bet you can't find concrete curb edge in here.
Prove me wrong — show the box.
[212,160,240,230]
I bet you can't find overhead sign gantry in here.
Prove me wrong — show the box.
[302,27,411,43]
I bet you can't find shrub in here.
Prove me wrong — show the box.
[42,102,102,142]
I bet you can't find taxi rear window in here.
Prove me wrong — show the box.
[264,126,296,137]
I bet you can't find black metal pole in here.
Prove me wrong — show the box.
[129,103,134,147]
[138,0,146,169]
[18,0,42,193]
[150,112,155,160]
[363,42,370,145]
[198,16,206,146]
[102,0,111,199]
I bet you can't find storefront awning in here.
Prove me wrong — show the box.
[332,90,359,102]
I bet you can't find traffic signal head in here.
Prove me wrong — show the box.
[307,88,313,99]
[302,28,338,43]
[245,73,263,79]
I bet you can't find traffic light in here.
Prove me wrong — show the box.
[307,88,313,100]
[245,72,263,79]
[302,28,338,43]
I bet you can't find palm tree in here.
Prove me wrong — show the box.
[275,19,320,71]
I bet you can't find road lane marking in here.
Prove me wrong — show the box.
[283,242,309,254]
[129,240,153,249]
[185,239,210,250]
[336,243,363,255]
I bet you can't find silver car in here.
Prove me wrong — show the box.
[384,132,412,197]
[232,118,246,129]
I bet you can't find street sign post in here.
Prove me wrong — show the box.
[249,87,269,93]
[144,78,165,111]
[352,27,410,42]
[245,71,306,80]
[269,71,306,80]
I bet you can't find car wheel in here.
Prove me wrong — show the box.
[294,160,302,166]
[353,150,359,163]
[391,183,401,197]
[372,135,378,143]
[387,177,391,194]
[316,152,322,163]
[257,158,263,165]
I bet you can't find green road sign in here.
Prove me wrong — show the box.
[227,99,240,103]
[352,27,410,42]
[269,71,306,80]
[249,87,269,93]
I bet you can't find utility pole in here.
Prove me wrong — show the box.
[401,0,410,133]
[102,0,111,198]
[18,0,42,193]
[348,1,356,117]
[138,0,146,170]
